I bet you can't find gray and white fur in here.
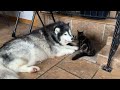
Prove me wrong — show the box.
[0,21,78,79]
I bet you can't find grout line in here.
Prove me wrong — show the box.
[91,69,99,79]
[56,66,82,79]
[101,24,106,41]
[36,55,70,79]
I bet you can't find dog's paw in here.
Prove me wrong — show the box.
[29,66,40,73]
[72,46,79,50]
[67,49,76,54]
[56,49,75,57]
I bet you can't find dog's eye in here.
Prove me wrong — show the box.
[64,34,67,35]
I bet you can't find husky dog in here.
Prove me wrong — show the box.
[0,21,78,79]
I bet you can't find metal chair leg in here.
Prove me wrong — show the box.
[102,36,119,72]
[12,11,21,38]
[50,11,56,22]
[36,11,45,27]
[29,11,36,33]
[34,11,56,29]
[102,11,120,72]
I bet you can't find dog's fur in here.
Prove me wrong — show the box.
[0,21,78,79]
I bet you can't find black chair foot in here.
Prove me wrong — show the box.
[102,65,112,72]
[12,33,16,38]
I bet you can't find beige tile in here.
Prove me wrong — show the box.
[0,29,11,35]
[98,45,110,58]
[103,24,115,44]
[106,36,113,45]
[57,55,99,79]
[48,14,72,25]
[93,68,120,79]
[38,66,80,79]
[19,55,68,79]
[97,45,112,67]
[105,24,115,37]
[97,54,108,66]
[72,20,85,36]
[0,35,13,45]
[72,19,105,43]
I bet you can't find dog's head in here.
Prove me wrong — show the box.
[54,21,73,45]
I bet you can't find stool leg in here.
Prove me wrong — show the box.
[12,11,21,38]
[50,11,56,22]
[29,11,36,33]
[36,11,45,27]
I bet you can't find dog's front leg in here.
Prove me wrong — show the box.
[64,45,79,50]
[55,46,75,57]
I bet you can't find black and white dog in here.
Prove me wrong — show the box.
[0,21,78,79]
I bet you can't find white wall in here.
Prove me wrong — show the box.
[0,11,33,20]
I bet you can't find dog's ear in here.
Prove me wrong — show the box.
[55,27,60,34]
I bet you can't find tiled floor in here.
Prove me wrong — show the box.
[0,17,120,79]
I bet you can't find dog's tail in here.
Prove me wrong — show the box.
[0,58,19,79]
